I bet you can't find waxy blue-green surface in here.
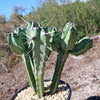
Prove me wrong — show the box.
[8,21,93,98]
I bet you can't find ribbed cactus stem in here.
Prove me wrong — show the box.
[31,27,50,98]
[50,51,69,94]
[36,68,44,98]
[50,22,78,94]
[8,21,93,99]
[22,54,37,92]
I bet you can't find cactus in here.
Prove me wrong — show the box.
[8,21,93,98]
[49,22,93,94]
[8,22,51,98]
[8,26,37,92]
[70,37,93,56]
[49,27,61,51]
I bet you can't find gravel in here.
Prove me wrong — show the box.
[15,81,69,100]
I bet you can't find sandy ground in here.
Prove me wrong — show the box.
[0,38,100,100]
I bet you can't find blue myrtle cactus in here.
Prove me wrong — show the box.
[8,21,93,98]
[49,22,93,94]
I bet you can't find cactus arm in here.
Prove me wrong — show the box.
[70,37,93,56]
[50,22,77,94]
[61,22,77,51]
[8,26,37,93]
[32,27,50,98]
[22,54,36,92]
[50,50,69,94]
[8,33,23,55]
[33,29,44,98]
[49,27,61,51]
[23,22,51,98]
[32,27,43,98]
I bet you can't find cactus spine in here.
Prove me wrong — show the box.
[8,21,93,98]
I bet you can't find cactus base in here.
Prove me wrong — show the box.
[10,79,71,100]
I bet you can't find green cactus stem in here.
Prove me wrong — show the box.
[49,51,69,94]
[22,54,37,92]
[32,27,50,98]
[50,22,77,94]
[49,27,61,51]
[70,37,93,56]
[8,21,52,98]
[8,27,37,93]
[50,22,93,94]
[8,20,93,99]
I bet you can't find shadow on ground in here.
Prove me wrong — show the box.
[85,96,100,100]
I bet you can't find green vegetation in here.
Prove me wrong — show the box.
[8,21,92,98]
[24,0,100,39]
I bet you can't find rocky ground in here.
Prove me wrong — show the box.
[0,37,100,100]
